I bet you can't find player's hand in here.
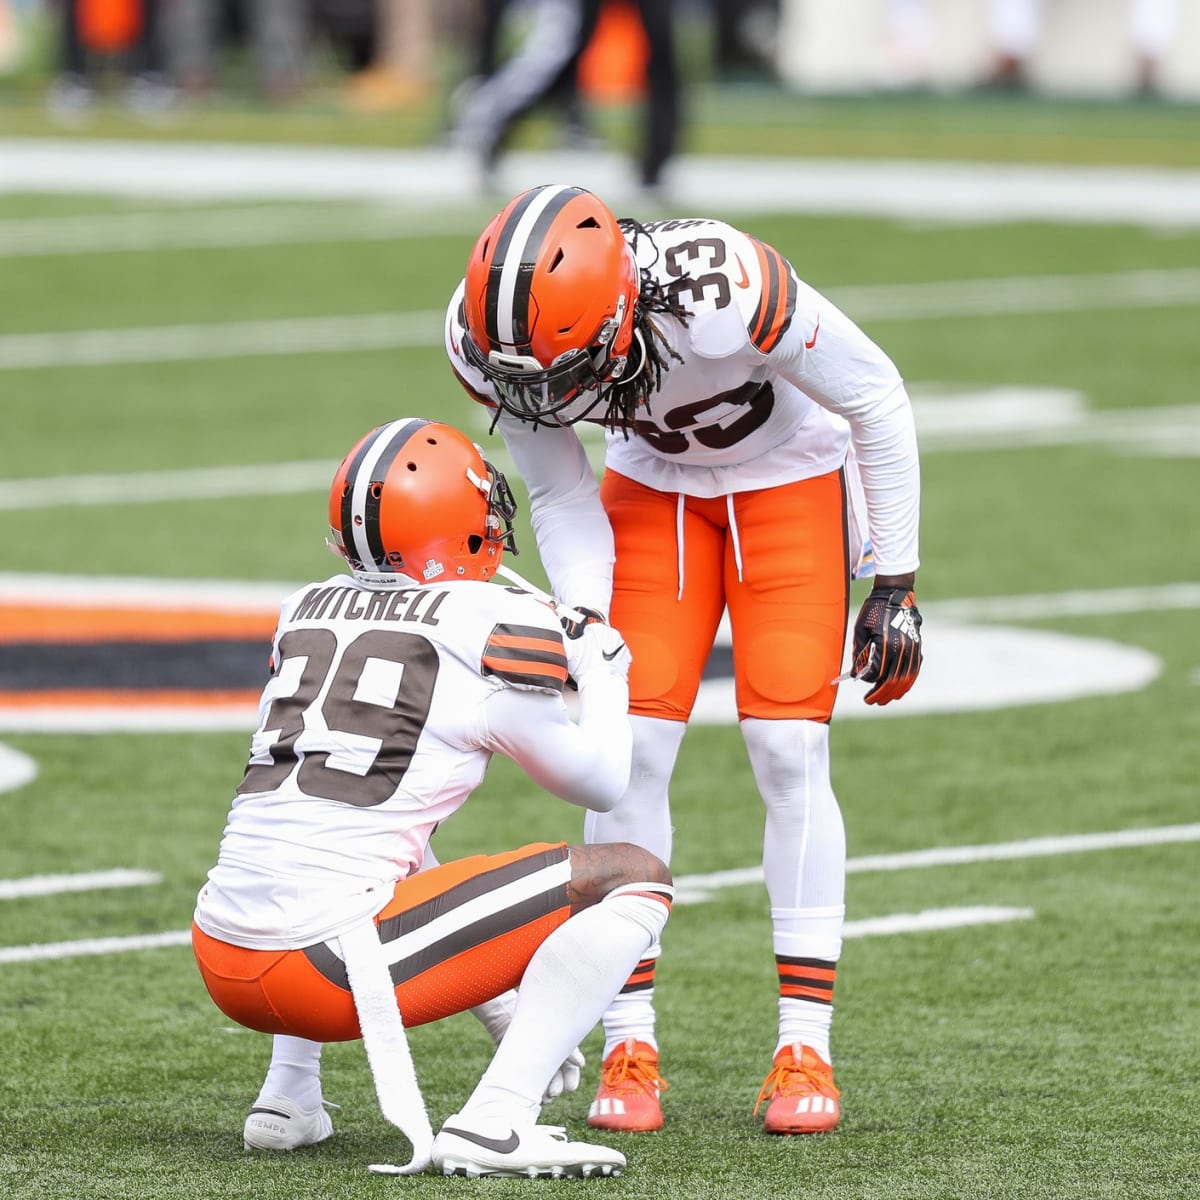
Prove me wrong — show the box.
[564,620,631,687]
[542,1047,585,1103]
[850,584,923,705]
[557,604,607,640]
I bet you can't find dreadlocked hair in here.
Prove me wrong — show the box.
[597,218,692,434]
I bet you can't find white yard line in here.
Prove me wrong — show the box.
[0,204,489,258]
[0,822,1190,961]
[672,822,1200,903]
[844,906,1034,938]
[0,909,1030,964]
[4,141,1200,228]
[2,268,1198,371]
[0,868,162,901]
[0,311,443,370]
[0,930,192,963]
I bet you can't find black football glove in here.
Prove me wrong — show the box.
[557,605,607,640]
[850,585,923,706]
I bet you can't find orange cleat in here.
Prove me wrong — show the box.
[587,1039,668,1132]
[754,1044,841,1134]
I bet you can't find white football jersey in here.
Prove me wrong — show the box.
[447,217,920,607]
[194,574,621,950]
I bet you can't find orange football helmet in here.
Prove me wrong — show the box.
[327,418,517,586]
[459,184,639,424]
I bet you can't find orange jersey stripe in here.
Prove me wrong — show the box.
[746,237,797,354]
[482,623,567,690]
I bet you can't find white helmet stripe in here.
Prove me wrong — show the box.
[347,418,423,571]
[495,184,575,350]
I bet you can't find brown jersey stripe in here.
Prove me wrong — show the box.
[482,623,568,688]
[481,658,568,690]
[305,847,572,991]
[747,238,797,354]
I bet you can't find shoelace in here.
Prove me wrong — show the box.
[600,1048,669,1096]
[752,1056,839,1116]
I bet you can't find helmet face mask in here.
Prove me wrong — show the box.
[461,293,630,425]
[328,419,518,587]
[461,184,638,427]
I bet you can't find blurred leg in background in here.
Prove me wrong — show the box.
[1129,0,1176,94]
[344,0,435,111]
[448,0,601,181]
[632,0,678,190]
[981,0,1041,91]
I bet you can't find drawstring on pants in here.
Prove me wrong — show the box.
[675,492,746,601]
[675,493,685,600]
[727,494,745,583]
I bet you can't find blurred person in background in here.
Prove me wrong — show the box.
[163,0,308,102]
[449,0,679,193]
[46,0,172,118]
[446,184,924,1137]
[452,0,596,147]
[712,0,778,80]
[339,0,435,111]
[981,0,1178,93]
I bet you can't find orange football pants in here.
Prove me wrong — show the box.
[600,468,851,722]
[192,843,570,1042]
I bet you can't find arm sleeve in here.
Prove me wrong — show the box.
[496,413,616,615]
[766,272,921,576]
[480,673,632,812]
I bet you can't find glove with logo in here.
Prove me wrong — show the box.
[564,619,631,688]
[850,584,923,706]
[557,604,607,641]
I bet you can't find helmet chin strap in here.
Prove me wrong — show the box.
[622,327,649,384]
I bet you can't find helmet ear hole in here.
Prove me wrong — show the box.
[467,534,483,553]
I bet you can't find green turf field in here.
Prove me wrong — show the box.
[1,96,1198,1199]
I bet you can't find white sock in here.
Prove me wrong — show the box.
[586,715,683,1055]
[257,1035,324,1110]
[457,888,672,1127]
[742,718,846,1066]
[772,905,844,1063]
[600,944,660,1058]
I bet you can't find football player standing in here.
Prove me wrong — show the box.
[446,185,924,1135]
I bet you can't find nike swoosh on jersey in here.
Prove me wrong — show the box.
[601,643,627,661]
[440,1126,520,1155]
[733,255,751,289]
[805,315,821,350]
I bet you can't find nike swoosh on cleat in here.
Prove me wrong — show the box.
[440,1126,520,1155]
[601,643,627,661]
[805,315,821,350]
[733,255,751,289]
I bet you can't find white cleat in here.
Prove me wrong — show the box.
[432,1116,625,1179]
[243,1094,334,1151]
